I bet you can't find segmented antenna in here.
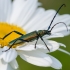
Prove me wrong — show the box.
[50,22,68,31]
[48,4,66,30]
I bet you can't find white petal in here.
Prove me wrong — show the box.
[37,40,60,53]
[16,45,35,51]
[9,0,27,23]
[55,27,70,36]
[9,0,38,27]
[18,50,52,67]
[16,40,60,53]
[0,59,8,70]
[49,14,70,29]
[0,0,12,21]
[0,59,14,70]
[52,26,69,33]
[26,10,57,32]
[16,44,48,52]
[24,7,45,32]
[6,0,12,22]
[0,48,3,59]
[58,48,70,55]
[37,41,66,53]
[6,64,14,70]
[10,59,18,69]
[49,55,62,69]
[2,47,17,62]
[44,33,64,39]
[20,0,38,27]
[44,26,70,38]
[59,43,66,48]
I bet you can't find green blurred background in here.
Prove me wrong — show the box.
[17,0,70,70]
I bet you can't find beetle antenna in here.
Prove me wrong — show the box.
[50,22,68,31]
[48,4,66,30]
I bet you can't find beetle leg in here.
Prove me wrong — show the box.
[35,37,39,48]
[35,31,50,51]
[2,39,28,52]
[3,31,24,39]
[39,36,50,51]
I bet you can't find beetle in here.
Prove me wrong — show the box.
[2,4,68,52]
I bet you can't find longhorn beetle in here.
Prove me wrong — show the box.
[2,4,68,52]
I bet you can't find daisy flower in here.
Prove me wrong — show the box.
[0,0,70,70]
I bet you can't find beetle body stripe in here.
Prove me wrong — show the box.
[9,30,50,46]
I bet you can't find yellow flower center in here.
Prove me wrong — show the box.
[0,22,26,48]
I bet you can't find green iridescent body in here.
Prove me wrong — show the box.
[9,30,51,46]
